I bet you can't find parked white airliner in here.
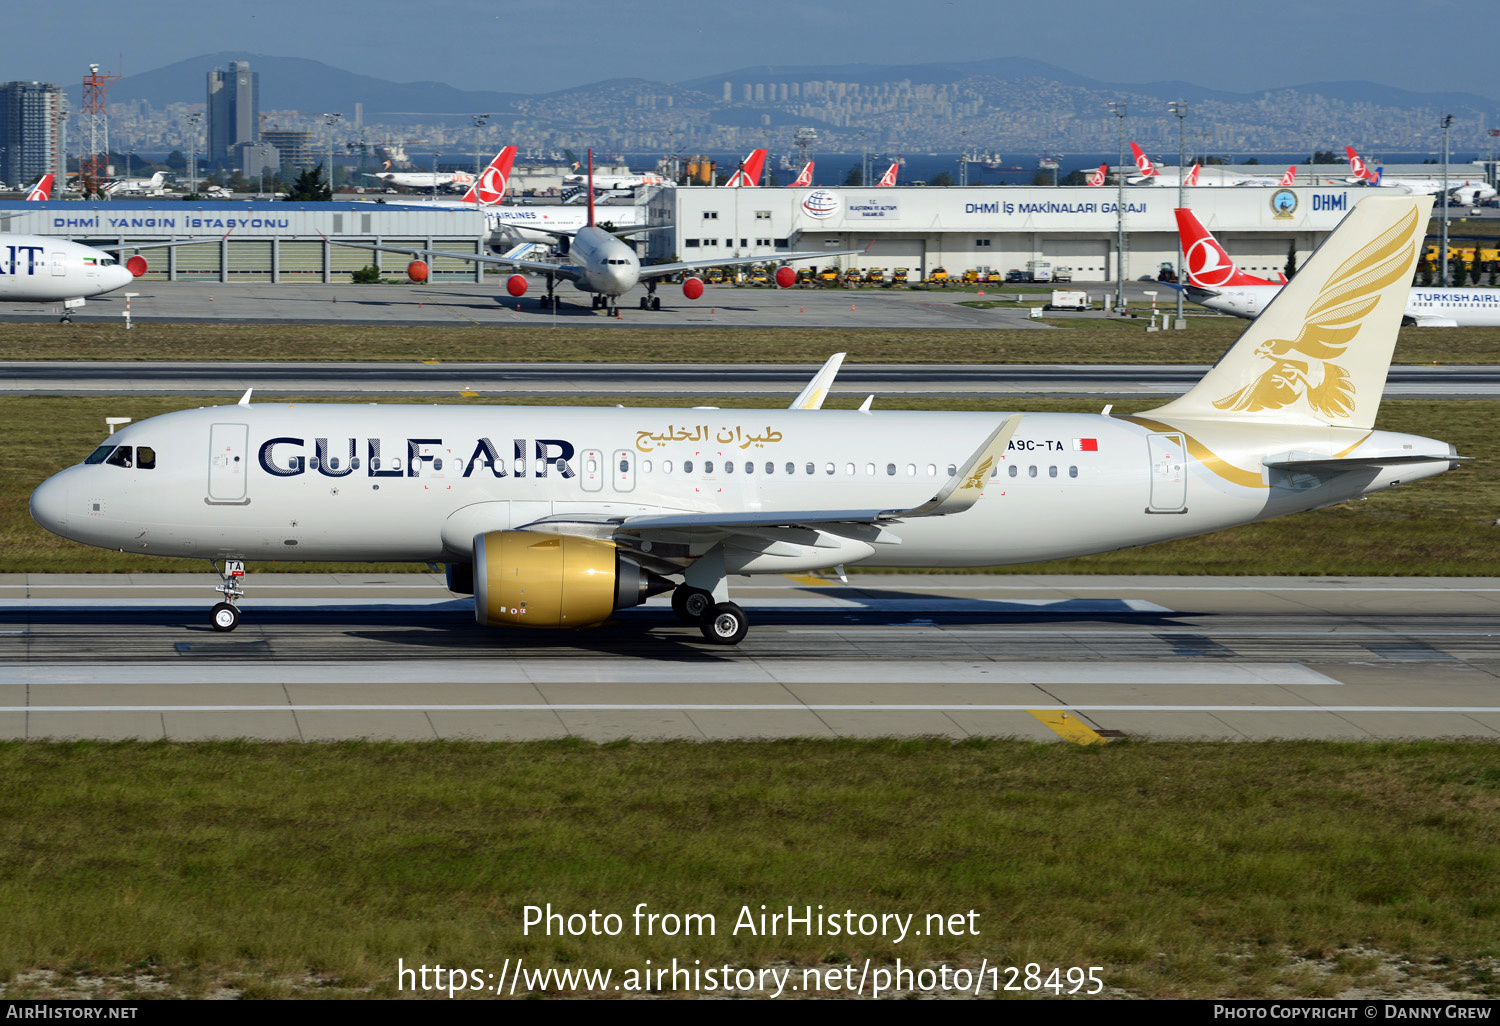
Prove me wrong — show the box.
[0,232,224,320]
[1175,206,1500,327]
[337,151,857,312]
[31,196,1459,645]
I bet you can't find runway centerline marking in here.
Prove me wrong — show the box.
[11,704,1500,714]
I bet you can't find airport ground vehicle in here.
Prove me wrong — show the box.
[1045,290,1091,310]
[926,267,949,285]
[818,266,840,283]
[864,268,885,285]
[1052,266,1074,283]
[1026,260,1053,283]
[892,267,909,284]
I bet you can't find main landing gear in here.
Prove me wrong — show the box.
[670,584,749,646]
[538,275,560,309]
[210,559,246,632]
[590,294,621,315]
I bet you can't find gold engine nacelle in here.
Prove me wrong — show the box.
[473,531,672,628]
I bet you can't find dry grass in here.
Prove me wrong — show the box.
[0,739,1497,999]
[5,320,1500,364]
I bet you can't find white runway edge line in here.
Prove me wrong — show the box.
[0,661,1340,686]
[9,704,1500,714]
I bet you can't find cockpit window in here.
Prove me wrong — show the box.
[105,446,134,469]
[84,445,115,465]
[137,446,156,470]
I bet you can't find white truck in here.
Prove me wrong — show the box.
[1045,290,1090,311]
[1026,260,1053,283]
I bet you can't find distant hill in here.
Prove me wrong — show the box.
[69,52,526,115]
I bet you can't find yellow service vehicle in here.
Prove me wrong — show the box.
[892,267,909,284]
[818,266,840,283]
[750,265,769,285]
[961,269,980,285]
[926,266,949,285]
[864,267,886,284]
[796,266,815,285]
[843,268,863,285]
[706,268,726,284]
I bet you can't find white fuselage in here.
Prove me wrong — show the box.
[30,404,1454,571]
[370,172,466,189]
[0,233,135,303]
[564,225,641,295]
[1186,282,1500,327]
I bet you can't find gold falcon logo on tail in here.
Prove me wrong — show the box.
[1212,206,1420,419]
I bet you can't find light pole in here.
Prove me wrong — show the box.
[1441,113,1453,287]
[432,150,441,204]
[1109,101,1127,315]
[321,112,341,197]
[185,112,201,194]
[471,113,490,175]
[1169,100,1188,329]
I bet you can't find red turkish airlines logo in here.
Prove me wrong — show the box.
[476,166,508,205]
[1350,154,1367,178]
[1185,236,1236,287]
[1135,152,1155,175]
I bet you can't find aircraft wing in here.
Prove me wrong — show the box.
[639,249,863,280]
[323,237,584,279]
[529,416,1022,541]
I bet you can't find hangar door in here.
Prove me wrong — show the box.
[1042,240,1110,282]
[857,240,924,280]
[1226,237,1293,281]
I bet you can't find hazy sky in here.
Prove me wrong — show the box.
[1,1,1488,99]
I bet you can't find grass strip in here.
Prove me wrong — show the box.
[5,321,1500,364]
[4,395,1495,576]
[0,739,1497,1000]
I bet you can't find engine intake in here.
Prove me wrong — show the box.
[473,531,672,628]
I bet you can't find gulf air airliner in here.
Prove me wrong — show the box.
[32,196,1460,645]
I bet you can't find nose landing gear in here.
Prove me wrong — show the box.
[210,559,246,632]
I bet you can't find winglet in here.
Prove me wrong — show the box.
[886,415,1023,519]
[237,388,253,406]
[789,353,845,410]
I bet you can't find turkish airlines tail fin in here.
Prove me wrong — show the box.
[789,161,814,187]
[460,146,518,206]
[1150,196,1431,430]
[1175,208,1282,289]
[1280,166,1297,187]
[876,163,898,187]
[1183,164,1200,187]
[1086,164,1107,187]
[1345,146,1379,183]
[25,174,53,202]
[725,148,768,187]
[1130,142,1158,177]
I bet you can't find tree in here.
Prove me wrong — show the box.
[165,150,187,171]
[1284,240,1298,280]
[1471,249,1484,286]
[930,171,955,187]
[1244,157,1260,165]
[1058,169,1089,187]
[1306,150,1336,165]
[284,163,332,202]
[843,165,863,187]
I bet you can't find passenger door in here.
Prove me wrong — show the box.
[1147,432,1187,513]
[207,422,249,503]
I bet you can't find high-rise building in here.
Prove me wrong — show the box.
[0,81,62,189]
[261,130,314,173]
[207,60,258,165]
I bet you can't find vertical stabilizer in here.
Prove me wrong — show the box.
[1087,164,1107,187]
[1280,165,1296,186]
[876,163,899,186]
[1183,164,1200,187]
[1145,196,1431,430]
[789,161,814,187]
[461,146,517,206]
[1130,142,1158,177]
[25,174,54,201]
[1176,208,1282,288]
[725,148,768,187]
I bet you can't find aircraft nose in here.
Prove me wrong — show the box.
[30,472,71,536]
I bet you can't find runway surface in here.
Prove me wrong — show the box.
[3,573,1499,743]
[0,281,1073,329]
[8,360,1500,399]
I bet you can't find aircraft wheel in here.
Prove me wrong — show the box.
[700,602,748,646]
[672,586,715,624]
[650,296,661,311]
[210,602,240,633]
[639,296,649,309]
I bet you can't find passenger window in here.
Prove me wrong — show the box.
[105,446,133,469]
[350,457,361,470]
[724,461,733,474]
[642,460,653,473]
[371,457,381,470]
[308,457,320,470]
[825,463,835,475]
[661,460,672,473]
[1049,466,1057,478]
[328,457,340,471]
[84,445,115,465]
[766,462,774,474]
[586,457,599,474]
[887,464,896,476]
[433,458,443,471]
[845,463,855,476]
[948,464,957,477]
[1069,466,1078,478]
[805,462,814,475]
[705,460,714,474]
[906,464,916,476]
[744,462,753,474]
[683,460,693,474]
[136,446,156,470]
[619,458,629,473]
[1028,465,1037,478]
[927,464,936,477]
[1009,464,1018,478]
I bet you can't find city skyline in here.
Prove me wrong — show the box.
[2,1,1497,102]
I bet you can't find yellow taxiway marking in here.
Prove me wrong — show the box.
[783,574,837,587]
[422,359,441,364]
[1028,710,1110,745]
[459,390,480,397]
